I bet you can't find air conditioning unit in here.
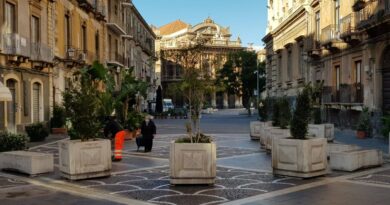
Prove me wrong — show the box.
[79,53,86,62]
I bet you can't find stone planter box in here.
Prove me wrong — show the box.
[266,128,290,153]
[308,124,334,141]
[0,151,53,175]
[272,138,328,178]
[327,143,360,157]
[170,141,216,185]
[59,139,112,180]
[51,128,67,134]
[260,126,275,149]
[250,121,272,140]
[330,149,383,172]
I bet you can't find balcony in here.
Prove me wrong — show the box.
[30,42,53,63]
[340,14,361,44]
[356,0,390,35]
[77,0,94,11]
[93,0,106,21]
[63,47,91,67]
[107,14,126,35]
[307,40,322,58]
[107,52,125,67]
[1,33,30,61]
[161,75,182,82]
[322,84,364,107]
[321,25,342,51]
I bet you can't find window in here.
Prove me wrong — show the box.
[335,65,340,90]
[287,50,292,81]
[355,61,362,84]
[5,2,16,33]
[32,82,41,123]
[95,31,100,59]
[81,24,87,51]
[278,54,282,82]
[315,11,320,40]
[31,16,40,43]
[65,14,71,49]
[299,45,304,77]
[335,0,340,32]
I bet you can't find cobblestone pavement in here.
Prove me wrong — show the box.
[2,111,390,204]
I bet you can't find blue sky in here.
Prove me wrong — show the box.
[133,0,268,49]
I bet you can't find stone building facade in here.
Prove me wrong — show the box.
[263,0,390,132]
[0,0,155,133]
[154,18,244,108]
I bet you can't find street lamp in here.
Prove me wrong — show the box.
[254,70,259,110]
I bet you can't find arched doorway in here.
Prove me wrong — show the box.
[383,47,390,113]
[32,82,42,122]
[6,79,17,132]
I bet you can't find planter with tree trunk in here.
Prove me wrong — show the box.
[60,62,112,180]
[356,107,372,139]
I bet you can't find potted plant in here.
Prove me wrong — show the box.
[162,41,216,185]
[381,114,390,138]
[50,104,67,134]
[25,122,49,142]
[307,82,335,141]
[356,107,372,139]
[60,62,112,180]
[266,97,291,152]
[250,98,272,140]
[272,85,327,178]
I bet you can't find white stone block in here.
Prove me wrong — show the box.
[170,141,216,185]
[266,128,290,152]
[250,121,272,140]
[327,143,360,157]
[308,124,335,141]
[260,126,275,149]
[59,139,112,180]
[272,138,328,178]
[0,151,53,175]
[330,149,383,172]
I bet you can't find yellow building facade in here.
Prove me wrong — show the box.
[0,0,156,133]
[264,0,390,132]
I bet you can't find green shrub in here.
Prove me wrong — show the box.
[50,104,66,128]
[0,132,28,152]
[272,99,280,126]
[25,123,49,142]
[175,133,213,143]
[126,111,145,130]
[356,107,372,136]
[279,97,291,129]
[258,98,268,122]
[381,115,390,138]
[313,108,322,124]
[290,86,311,139]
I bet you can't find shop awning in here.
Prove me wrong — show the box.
[0,81,12,101]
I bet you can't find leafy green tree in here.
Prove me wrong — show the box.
[216,51,265,115]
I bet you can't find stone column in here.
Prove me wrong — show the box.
[235,95,243,108]
[211,92,216,108]
[223,92,228,109]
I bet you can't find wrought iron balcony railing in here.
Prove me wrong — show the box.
[1,33,30,57]
[30,42,53,63]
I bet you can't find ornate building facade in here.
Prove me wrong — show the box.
[154,18,244,108]
[0,0,155,133]
[263,0,390,132]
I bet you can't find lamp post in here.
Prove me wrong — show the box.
[254,70,259,110]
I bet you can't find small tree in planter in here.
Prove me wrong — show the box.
[60,62,112,180]
[162,39,216,185]
[272,85,328,178]
[25,123,49,142]
[272,99,281,127]
[50,104,67,134]
[356,107,372,139]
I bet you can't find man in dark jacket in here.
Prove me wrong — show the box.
[140,115,156,152]
[104,116,132,161]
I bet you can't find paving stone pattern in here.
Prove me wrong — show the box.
[352,169,390,185]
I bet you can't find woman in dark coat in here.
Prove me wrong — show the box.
[140,115,156,152]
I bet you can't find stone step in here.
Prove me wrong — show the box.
[330,149,383,172]
[0,151,54,175]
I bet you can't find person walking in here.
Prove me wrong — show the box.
[104,116,132,161]
[140,115,156,152]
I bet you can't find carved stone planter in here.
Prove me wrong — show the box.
[250,121,272,140]
[308,124,334,141]
[59,139,112,180]
[266,128,290,153]
[170,141,216,185]
[272,138,328,178]
[260,126,275,149]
